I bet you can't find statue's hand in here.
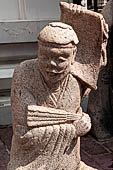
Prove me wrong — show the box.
[14,125,34,150]
[73,112,91,136]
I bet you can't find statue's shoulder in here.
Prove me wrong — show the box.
[18,59,37,71]
[70,73,91,100]
[70,73,78,82]
[69,73,81,89]
[12,59,38,86]
[14,59,38,75]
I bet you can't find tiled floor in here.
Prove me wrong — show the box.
[81,135,113,170]
[0,127,113,170]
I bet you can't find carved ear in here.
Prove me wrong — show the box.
[60,2,108,90]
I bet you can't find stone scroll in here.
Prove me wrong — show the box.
[60,2,108,90]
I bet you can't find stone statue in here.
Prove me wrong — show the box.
[87,0,113,141]
[7,2,108,170]
[59,2,108,142]
[7,21,99,170]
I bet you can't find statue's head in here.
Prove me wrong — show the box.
[37,22,79,85]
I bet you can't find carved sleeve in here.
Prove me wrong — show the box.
[27,105,91,137]
[11,65,37,146]
[27,105,83,127]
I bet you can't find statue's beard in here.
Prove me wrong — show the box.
[40,68,69,85]
[38,61,71,86]
[46,70,67,80]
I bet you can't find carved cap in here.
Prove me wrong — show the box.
[38,22,79,47]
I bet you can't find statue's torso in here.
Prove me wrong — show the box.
[9,59,82,170]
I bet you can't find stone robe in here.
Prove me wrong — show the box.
[8,59,91,170]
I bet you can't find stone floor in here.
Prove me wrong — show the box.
[0,126,113,170]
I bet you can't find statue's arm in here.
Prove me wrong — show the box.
[11,66,37,146]
[27,105,91,137]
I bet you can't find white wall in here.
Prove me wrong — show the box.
[0,0,73,43]
[0,0,19,20]
[0,0,72,20]
[25,0,68,20]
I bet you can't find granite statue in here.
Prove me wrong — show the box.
[87,0,113,141]
[59,2,108,142]
[7,21,98,170]
[7,2,108,169]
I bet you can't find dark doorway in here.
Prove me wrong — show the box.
[73,0,82,5]
[73,0,109,12]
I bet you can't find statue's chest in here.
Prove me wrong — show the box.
[34,76,81,113]
[56,85,80,113]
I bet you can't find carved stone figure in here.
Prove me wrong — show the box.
[8,1,109,168]
[87,0,113,141]
[60,2,108,90]
[60,2,108,142]
[7,21,99,170]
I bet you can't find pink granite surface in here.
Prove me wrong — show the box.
[0,127,113,170]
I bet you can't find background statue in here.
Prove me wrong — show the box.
[8,2,107,170]
[87,0,113,141]
[60,2,108,142]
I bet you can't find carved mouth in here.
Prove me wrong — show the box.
[47,72,60,77]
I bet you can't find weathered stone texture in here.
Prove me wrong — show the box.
[7,4,105,169]
[60,2,108,90]
[87,0,113,141]
[59,2,110,142]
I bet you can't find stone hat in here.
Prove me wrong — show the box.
[38,22,79,48]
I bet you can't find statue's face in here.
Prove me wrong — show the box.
[38,45,76,84]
